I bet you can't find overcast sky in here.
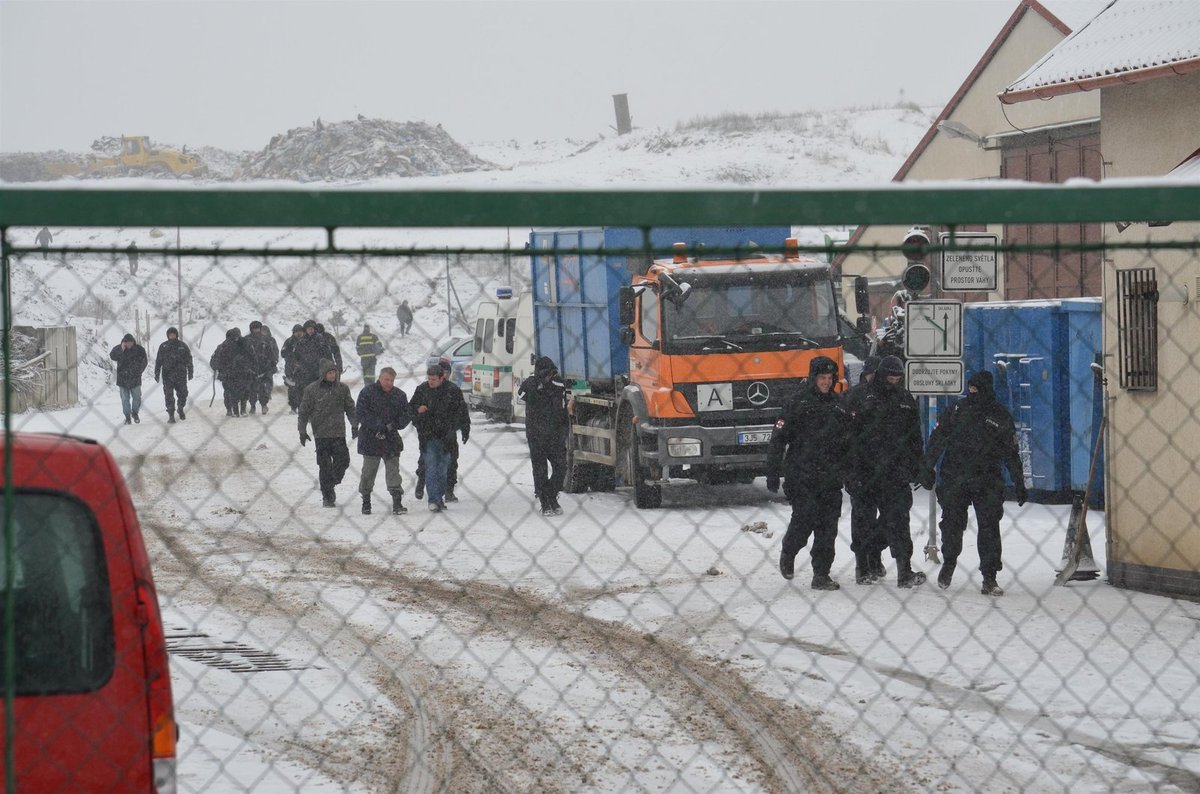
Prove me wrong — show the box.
[0,0,1109,153]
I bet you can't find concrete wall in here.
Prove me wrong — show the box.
[1100,72,1200,595]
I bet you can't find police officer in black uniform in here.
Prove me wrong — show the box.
[843,355,887,584]
[517,356,571,516]
[920,370,1027,596]
[847,355,927,588]
[765,356,849,590]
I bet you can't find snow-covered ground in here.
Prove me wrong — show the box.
[8,111,1200,791]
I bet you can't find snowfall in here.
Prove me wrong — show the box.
[7,108,1200,793]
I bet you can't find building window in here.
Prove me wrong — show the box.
[1116,268,1158,391]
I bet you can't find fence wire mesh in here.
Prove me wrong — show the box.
[3,188,1200,793]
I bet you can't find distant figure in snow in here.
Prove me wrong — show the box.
[35,226,53,259]
[396,300,414,336]
[127,241,139,276]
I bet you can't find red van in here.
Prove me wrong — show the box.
[0,432,175,792]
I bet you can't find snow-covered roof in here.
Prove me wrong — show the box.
[1001,0,1200,103]
[1168,147,1200,180]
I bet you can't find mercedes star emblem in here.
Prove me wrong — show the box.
[747,381,770,406]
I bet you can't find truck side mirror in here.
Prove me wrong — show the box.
[854,276,870,317]
[618,327,635,346]
[618,287,636,326]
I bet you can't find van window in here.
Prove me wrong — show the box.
[0,492,114,694]
[505,319,516,354]
[483,320,495,354]
[455,339,474,357]
[474,320,485,355]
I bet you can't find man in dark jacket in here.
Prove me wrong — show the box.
[518,356,571,516]
[765,356,849,590]
[842,355,887,584]
[244,320,279,415]
[355,366,411,515]
[210,328,255,417]
[316,322,342,372]
[293,320,326,401]
[109,333,148,425]
[356,324,384,385]
[410,364,469,511]
[298,359,358,508]
[415,356,471,501]
[920,370,1027,597]
[153,327,193,423]
[847,355,927,588]
[281,323,306,413]
[396,300,414,336]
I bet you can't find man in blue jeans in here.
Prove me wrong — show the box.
[410,364,469,512]
[109,333,148,425]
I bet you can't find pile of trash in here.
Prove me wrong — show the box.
[236,117,495,182]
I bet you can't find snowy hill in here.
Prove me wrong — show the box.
[9,103,935,408]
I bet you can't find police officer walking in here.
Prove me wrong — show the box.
[847,355,927,588]
[517,356,571,516]
[920,370,1027,596]
[244,320,279,414]
[765,356,848,590]
[153,327,193,423]
[843,355,888,584]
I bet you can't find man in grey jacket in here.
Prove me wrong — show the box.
[298,359,358,508]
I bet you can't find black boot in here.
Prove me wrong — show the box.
[361,493,371,515]
[444,486,458,503]
[322,488,336,508]
[779,552,795,581]
[855,554,874,585]
[249,403,257,415]
[540,496,555,517]
[811,574,840,591]
[390,490,407,515]
[167,411,176,424]
[938,563,956,590]
[897,564,927,588]
[178,405,186,420]
[869,556,886,581]
[981,576,1004,597]
[414,476,425,500]
[261,405,268,415]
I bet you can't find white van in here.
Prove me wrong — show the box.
[470,288,533,422]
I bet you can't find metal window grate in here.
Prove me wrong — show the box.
[1116,267,1158,391]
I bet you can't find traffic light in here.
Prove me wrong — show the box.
[901,226,931,294]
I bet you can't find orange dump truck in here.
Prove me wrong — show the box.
[529,227,852,508]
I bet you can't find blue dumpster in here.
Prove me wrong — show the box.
[938,298,1103,505]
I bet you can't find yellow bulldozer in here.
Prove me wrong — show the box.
[35,135,206,179]
[84,135,206,177]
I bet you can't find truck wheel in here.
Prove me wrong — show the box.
[625,423,662,509]
[565,461,591,494]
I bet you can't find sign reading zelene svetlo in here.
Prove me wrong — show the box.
[939,232,997,292]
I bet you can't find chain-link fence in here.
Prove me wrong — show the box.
[3,186,1200,792]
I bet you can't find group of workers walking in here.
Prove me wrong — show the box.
[766,354,1026,597]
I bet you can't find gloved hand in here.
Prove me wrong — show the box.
[1015,482,1028,507]
[461,429,470,444]
[917,466,936,491]
[299,433,310,447]
[351,426,359,440]
[766,475,780,493]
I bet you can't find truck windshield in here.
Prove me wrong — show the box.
[662,274,839,354]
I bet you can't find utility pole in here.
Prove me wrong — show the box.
[176,228,183,334]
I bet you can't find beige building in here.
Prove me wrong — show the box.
[1001,0,1200,598]
[837,0,1100,321]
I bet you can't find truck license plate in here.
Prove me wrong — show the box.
[737,431,772,444]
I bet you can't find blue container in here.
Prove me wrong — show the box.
[529,226,791,387]
[939,298,1103,505]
